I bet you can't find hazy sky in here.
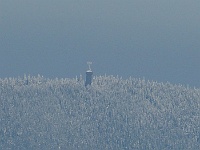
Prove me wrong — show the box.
[0,0,200,87]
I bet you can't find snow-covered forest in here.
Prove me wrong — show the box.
[0,75,200,149]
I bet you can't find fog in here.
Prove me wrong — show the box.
[0,0,200,87]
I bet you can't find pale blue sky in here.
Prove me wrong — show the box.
[0,0,200,87]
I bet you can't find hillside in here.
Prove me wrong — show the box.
[0,75,200,150]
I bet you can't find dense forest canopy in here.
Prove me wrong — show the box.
[0,75,200,149]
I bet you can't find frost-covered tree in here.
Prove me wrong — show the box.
[0,75,200,149]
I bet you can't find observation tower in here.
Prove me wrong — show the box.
[85,62,93,86]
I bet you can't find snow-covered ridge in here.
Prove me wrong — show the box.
[0,75,200,149]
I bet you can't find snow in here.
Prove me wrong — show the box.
[0,75,200,149]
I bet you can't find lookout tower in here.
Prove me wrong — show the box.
[85,62,93,86]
